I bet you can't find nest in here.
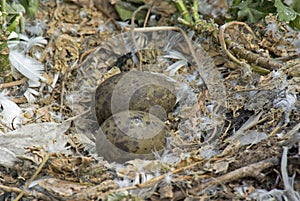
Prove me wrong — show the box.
[0,1,299,200]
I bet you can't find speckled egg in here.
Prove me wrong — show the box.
[99,110,166,155]
[94,71,177,126]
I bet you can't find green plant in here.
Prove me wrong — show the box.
[172,0,218,34]
[0,0,38,82]
[228,0,300,30]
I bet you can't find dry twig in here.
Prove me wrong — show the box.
[0,77,28,89]
[109,160,206,194]
[14,154,50,201]
[0,184,51,201]
[173,157,279,200]
[219,21,282,74]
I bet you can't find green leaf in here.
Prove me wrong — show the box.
[275,0,298,21]
[19,0,39,18]
[289,15,300,30]
[4,2,26,33]
[291,0,300,12]
[5,2,25,14]
[114,1,146,22]
[237,0,265,23]
[229,0,275,23]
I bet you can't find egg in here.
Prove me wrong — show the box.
[94,71,177,126]
[96,110,166,162]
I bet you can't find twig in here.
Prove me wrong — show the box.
[218,21,275,74]
[219,21,253,65]
[131,4,148,30]
[218,119,231,143]
[61,54,79,114]
[65,108,91,122]
[136,161,203,188]
[143,0,155,28]
[173,157,279,200]
[131,4,148,71]
[14,154,50,201]
[0,77,28,89]
[269,125,281,137]
[0,184,51,200]
[78,47,98,65]
[110,160,205,193]
[11,97,27,104]
[229,41,281,70]
[60,76,66,114]
[191,157,279,194]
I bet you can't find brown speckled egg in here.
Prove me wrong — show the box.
[99,110,166,155]
[94,71,176,126]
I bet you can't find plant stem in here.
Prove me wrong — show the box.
[0,0,12,82]
[192,0,200,24]
[173,0,192,25]
[0,30,12,83]
[1,0,5,12]
[1,0,6,24]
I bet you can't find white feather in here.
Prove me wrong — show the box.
[163,50,188,76]
[166,60,188,76]
[9,50,46,85]
[163,50,188,60]
[24,88,40,104]
[0,91,23,129]
[18,34,47,50]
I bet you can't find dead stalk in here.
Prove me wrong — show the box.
[173,157,279,200]
[219,21,254,65]
[14,154,50,201]
[0,77,28,89]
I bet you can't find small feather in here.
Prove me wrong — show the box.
[163,50,187,60]
[7,31,19,40]
[24,88,40,103]
[0,91,22,129]
[166,60,188,76]
[9,50,46,84]
[19,34,47,50]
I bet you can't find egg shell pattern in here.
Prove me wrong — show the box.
[100,110,166,155]
[95,71,176,126]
